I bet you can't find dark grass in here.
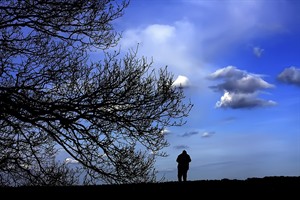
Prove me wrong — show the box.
[1,176,299,197]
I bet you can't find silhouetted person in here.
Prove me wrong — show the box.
[176,150,191,182]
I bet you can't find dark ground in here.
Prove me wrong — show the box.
[1,176,299,197]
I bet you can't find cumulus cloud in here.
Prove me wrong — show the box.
[208,66,276,109]
[216,90,276,109]
[172,75,190,88]
[208,66,273,93]
[277,66,300,86]
[119,20,209,84]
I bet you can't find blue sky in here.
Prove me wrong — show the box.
[109,0,300,181]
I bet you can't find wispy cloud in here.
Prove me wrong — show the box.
[201,131,215,138]
[181,131,199,137]
[174,145,189,150]
[253,46,264,57]
[221,116,237,124]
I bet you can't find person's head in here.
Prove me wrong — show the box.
[182,150,187,154]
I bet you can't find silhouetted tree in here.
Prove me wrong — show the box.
[0,0,193,185]
[0,136,80,186]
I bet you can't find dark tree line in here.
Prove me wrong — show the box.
[0,0,193,186]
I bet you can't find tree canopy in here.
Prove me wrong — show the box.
[0,0,193,185]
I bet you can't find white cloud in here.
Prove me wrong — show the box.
[216,90,276,109]
[120,19,208,84]
[172,75,190,88]
[160,128,171,135]
[277,66,300,86]
[201,131,215,138]
[208,66,274,93]
[209,66,276,109]
[208,65,246,80]
[143,24,176,44]
[64,158,79,164]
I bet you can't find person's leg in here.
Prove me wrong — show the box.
[178,170,183,182]
[183,170,187,181]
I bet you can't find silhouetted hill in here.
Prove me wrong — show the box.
[1,176,299,197]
